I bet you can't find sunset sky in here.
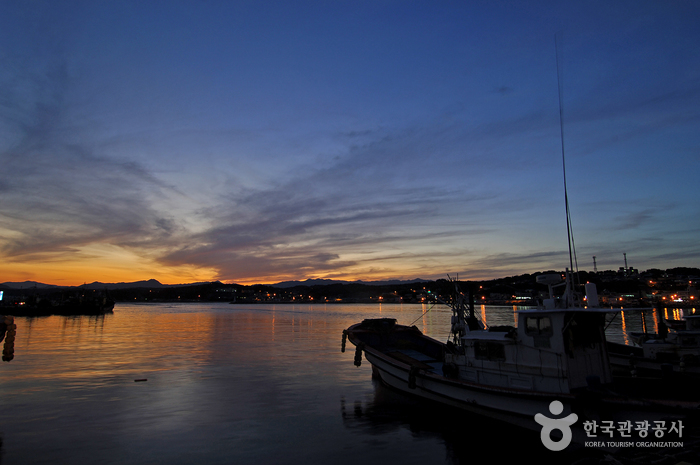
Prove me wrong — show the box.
[1,1,699,286]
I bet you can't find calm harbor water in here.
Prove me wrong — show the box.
[0,302,695,464]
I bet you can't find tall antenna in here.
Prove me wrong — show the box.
[555,34,580,289]
[593,256,598,273]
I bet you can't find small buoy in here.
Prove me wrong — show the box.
[354,343,364,367]
[354,347,362,366]
[134,379,148,382]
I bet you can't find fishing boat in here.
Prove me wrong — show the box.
[344,64,700,437]
[630,314,700,350]
[607,314,700,378]
[344,42,700,433]
[343,273,699,431]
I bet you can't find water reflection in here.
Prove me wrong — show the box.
[4,304,691,373]
[0,302,695,465]
[2,315,16,361]
[340,378,599,465]
[1,303,404,464]
[620,311,631,345]
[604,306,698,345]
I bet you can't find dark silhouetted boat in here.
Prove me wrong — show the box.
[607,314,700,379]
[1,289,115,316]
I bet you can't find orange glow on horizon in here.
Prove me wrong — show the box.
[2,242,546,287]
[3,257,452,286]
[0,244,218,286]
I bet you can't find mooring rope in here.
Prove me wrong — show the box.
[407,301,437,327]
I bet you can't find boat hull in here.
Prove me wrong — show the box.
[361,344,574,423]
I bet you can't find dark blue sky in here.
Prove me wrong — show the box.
[1,1,699,285]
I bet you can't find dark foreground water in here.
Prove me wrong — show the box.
[0,303,696,464]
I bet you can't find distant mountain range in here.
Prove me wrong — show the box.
[1,277,430,290]
[269,278,430,288]
[0,281,63,290]
[0,279,208,290]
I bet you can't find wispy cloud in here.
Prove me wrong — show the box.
[155,106,567,282]
[1,54,555,284]
[3,1,699,285]
[0,61,179,261]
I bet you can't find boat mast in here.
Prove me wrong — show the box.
[555,34,580,305]
[445,276,482,346]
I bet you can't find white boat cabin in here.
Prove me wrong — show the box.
[444,308,612,395]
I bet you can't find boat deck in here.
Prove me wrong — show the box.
[386,349,443,373]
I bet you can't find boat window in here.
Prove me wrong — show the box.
[563,313,604,355]
[474,341,506,361]
[525,317,552,348]
[525,317,552,336]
